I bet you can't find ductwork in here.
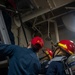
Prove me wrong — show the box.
[14,1,75,27]
[62,13,75,32]
[14,8,50,27]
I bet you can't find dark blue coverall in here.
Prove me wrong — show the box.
[46,56,67,75]
[0,44,41,75]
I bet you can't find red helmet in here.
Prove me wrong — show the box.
[58,40,75,55]
[31,36,44,49]
[45,48,53,59]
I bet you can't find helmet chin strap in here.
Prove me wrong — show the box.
[56,50,61,55]
[53,47,60,57]
[59,47,70,57]
[54,47,70,57]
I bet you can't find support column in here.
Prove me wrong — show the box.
[0,10,11,44]
[54,21,59,42]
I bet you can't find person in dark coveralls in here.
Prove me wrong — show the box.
[40,48,53,74]
[46,40,75,75]
[67,54,75,75]
[0,36,44,75]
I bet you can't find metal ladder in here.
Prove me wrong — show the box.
[0,10,11,68]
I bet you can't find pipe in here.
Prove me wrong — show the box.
[32,17,43,37]
[48,21,50,37]
[52,0,57,7]
[45,21,51,41]
[35,10,74,26]
[15,0,28,46]
[54,21,59,42]
[34,26,43,37]
[0,4,16,13]
[17,27,20,45]
[15,8,50,22]
[46,0,54,16]
[17,11,28,46]
[65,7,75,10]
[31,0,40,9]
[15,1,74,23]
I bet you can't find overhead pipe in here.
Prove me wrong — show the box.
[34,0,74,26]
[32,17,43,37]
[46,0,55,16]
[17,12,28,46]
[0,4,16,13]
[14,8,51,23]
[14,1,74,24]
[17,27,20,45]
[45,21,51,41]
[46,0,59,47]
[46,0,59,42]
[31,0,40,9]
[52,0,57,7]
[0,3,28,45]
[65,7,75,10]
[15,0,28,46]
[54,21,59,42]
[48,21,50,38]
[35,10,74,26]
[34,26,43,37]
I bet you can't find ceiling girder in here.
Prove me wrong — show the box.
[35,10,74,26]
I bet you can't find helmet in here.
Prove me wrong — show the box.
[67,54,75,75]
[58,40,75,55]
[31,36,44,49]
[45,48,53,59]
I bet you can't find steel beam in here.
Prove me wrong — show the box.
[0,10,11,44]
[42,15,46,20]
[31,0,40,9]
[35,10,74,25]
[65,7,75,10]
[14,1,74,24]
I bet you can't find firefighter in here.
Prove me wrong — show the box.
[45,48,53,60]
[46,40,75,75]
[67,54,75,75]
[0,36,44,75]
[41,48,53,74]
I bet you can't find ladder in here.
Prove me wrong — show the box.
[0,10,11,68]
